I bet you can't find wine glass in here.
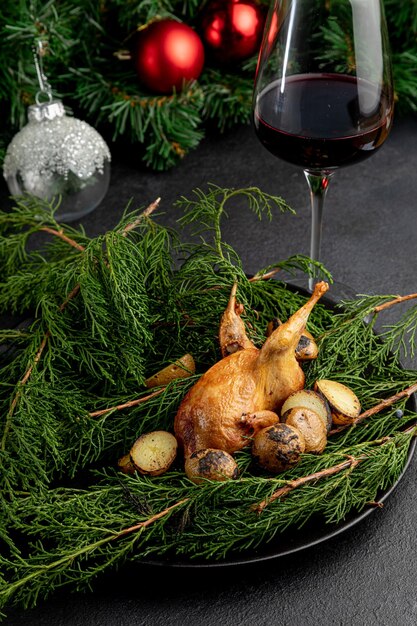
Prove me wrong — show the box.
[253,0,394,292]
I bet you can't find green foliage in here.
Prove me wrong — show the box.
[0,0,415,170]
[0,187,417,617]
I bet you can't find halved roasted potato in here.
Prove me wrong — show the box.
[145,354,195,388]
[117,453,136,475]
[130,430,178,476]
[314,379,361,425]
[281,389,332,432]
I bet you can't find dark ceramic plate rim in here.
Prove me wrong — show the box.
[138,282,417,568]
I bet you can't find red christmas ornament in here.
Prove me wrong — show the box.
[199,0,267,65]
[133,20,205,94]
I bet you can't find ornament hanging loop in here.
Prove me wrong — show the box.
[33,41,53,104]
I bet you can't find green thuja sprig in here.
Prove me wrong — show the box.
[0,187,298,503]
[1,187,417,617]
[1,428,414,613]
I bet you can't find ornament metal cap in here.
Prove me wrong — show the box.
[28,99,65,122]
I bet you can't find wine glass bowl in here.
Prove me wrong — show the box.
[253,0,394,289]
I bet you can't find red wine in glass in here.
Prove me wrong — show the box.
[253,0,394,290]
[255,73,392,168]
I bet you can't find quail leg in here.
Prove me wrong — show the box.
[219,282,255,358]
[240,410,279,435]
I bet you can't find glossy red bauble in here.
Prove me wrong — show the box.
[134,20,205,94]
[199,0,267,65]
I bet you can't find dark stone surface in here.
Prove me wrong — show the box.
[4,114,417,625]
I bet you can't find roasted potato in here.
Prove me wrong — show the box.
[281,388,332,432]
[252,423,305,473]
[185,448,239,484]
[295,329,319,360]
[314,379,361,425]
[284,407,327,454]
[267,318,318,361]
[145,354,196,389]
[130,430,178,476]
[117,453,136,475]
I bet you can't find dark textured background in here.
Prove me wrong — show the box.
[4,115,417,625]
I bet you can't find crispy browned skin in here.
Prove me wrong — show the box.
[174,281,329,458]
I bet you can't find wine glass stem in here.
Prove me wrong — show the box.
[303,169,334,290]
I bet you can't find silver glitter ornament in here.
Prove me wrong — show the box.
[3,99,111,222]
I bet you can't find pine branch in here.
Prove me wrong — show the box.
[121,197,161,234]
[177,185,293,257]
[200,68,254,131]
[71,66,206,169]
[0,0,415,170]
[392,50,417,113]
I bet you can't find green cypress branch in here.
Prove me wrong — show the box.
[1,188,417,616]
[1,428,414,613]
